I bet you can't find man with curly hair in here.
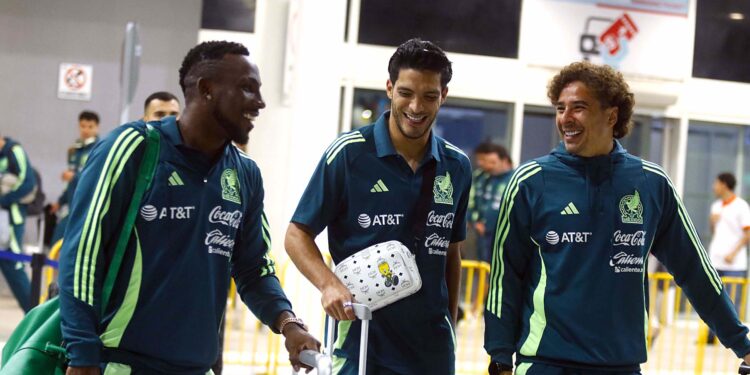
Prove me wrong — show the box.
[60,41,319,375]
[484,61,750,374]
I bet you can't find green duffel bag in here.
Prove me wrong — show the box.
[1,297,65,374]
[0,125,160,374]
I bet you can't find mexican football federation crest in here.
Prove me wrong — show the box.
[433,171,454,205]
[619,190,643,224]
[221,169,241,204]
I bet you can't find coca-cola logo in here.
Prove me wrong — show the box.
[204,229,235,249]
[426,211,454,229]
[209,206,243,229]
[612,230,646,247]
[425,233,450,249]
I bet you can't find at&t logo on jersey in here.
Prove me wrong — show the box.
[545,231,592,245]
[358,213,404,229]
[545,231,560,245]
[140,205,195,221]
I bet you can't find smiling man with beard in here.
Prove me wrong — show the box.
[285,38,471,374]
[484,61,750,375]
[59,41,319,375]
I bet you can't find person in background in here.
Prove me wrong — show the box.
[49,111,100,243]
[143,91,181,122]
[0,134,36,312]
[706,172,750,343]
[470,142,513,263]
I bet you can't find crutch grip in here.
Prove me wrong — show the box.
[350,303,372,320]
[296,349,332,375]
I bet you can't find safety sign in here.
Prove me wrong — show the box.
[58,63,93,101]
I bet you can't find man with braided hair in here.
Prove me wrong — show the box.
[484,61,750,374]
[60,41,319,375]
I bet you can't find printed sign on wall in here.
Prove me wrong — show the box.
[58,63,93,101]
[520,0,691,80]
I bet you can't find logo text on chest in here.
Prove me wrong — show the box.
[209,206,243,229]
[140,205,195,221]
[612,230,646,247]
[426,211,454,229]
[357,214,404,229]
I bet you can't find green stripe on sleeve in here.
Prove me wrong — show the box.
[101,229,143,347]
[516,362,532,375]
[326,138,365,165]
[642,162,722,294]
[9,145,28,190]
[325,132,361,155]
[87,135,145,304]
[75,128,142,304]
[519,238,547,357]
[488,162,542,315]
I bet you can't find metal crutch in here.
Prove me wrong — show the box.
[296,303,372,375]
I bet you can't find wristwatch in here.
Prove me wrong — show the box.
[488,361,513,375]
[278,316,308,334]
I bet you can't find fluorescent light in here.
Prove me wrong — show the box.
[361,109,372,120]
[729,12,744,21]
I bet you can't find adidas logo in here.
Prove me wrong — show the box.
[370,179,389,193]
[560,202,579,215]
[168,171,185,186]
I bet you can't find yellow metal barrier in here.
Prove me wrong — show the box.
[223,253,332,374]
[39,239,63,304]
[645,272,748,375]
[222,257,491,373]
[456,259,491,375]
[222,265,749,374]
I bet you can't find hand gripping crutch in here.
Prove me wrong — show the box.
[296,303,372,375]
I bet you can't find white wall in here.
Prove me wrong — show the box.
[0,0,202,201]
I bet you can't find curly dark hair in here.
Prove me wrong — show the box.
[388,38,452,88]
[547,61,635,139]
[178,41,249,94]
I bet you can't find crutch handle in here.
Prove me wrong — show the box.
[739,362,750,374]
[295,349,332,375]
[350,303,372,320]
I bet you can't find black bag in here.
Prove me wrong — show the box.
[25,168,46,217]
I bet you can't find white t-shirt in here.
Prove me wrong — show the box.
[709,196,750,271]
